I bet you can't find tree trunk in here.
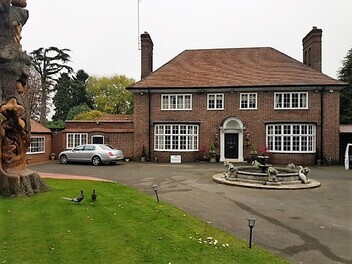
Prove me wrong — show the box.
[0,0,50,197]
[0,169,49,197]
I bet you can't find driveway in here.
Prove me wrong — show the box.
[29,161,352,264]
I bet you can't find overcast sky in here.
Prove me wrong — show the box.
[22,0,351,81]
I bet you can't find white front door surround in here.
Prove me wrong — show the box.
[219,117,245,162]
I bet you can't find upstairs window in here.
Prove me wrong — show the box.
[161,94,192,110]
[240,93,257,109]
[274,92,308,109]
[207,94,224,110]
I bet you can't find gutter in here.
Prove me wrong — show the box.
[148,89,151,160]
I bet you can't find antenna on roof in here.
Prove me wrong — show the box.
[137,0,142,50]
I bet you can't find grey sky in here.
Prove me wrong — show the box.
[22,0,352,81]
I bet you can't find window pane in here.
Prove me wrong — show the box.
[275,94,282,108]
[170,96,176,109]
[292,136,300,151]
[162,95,169,109]
[300,93,307,108]
[292,93,299,108]
[274,136,281,150]
[177,95,183,109]
[283,136,291,151]
[250,94,256,108]
[283,94,290,108]
[208,94,215,109]
[216,95,223,108]
[185,95,191,109]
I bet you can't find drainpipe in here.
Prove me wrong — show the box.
[148,89,151,160]
[320,88,325,160]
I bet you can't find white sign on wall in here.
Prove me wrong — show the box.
[170,155,181,163]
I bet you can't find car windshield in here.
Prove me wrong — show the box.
[100,145,115,150]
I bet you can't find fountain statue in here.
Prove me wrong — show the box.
[0,0,49,196]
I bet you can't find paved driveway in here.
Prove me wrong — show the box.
[29,161,352,264]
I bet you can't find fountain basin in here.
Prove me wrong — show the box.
[214,166,321,190]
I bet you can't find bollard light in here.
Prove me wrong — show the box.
[247,217,256,248]
[152,184,159,202]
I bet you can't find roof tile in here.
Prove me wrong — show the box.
[131,47,345,88]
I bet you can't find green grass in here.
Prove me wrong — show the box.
[0,179,289,264]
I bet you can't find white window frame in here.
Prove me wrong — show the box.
[207,93,224,110]
[274,92,308,109]
[27,136,45,154]
[240,93,257,109]
[154,124,199,151]
[266,124,316,153]
[66,133,88,149]
[161,94,192,110]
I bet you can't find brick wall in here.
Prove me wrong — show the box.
[133,93,150,160]
[133,89,340,164]
[61,119,135,160]
[28,133,52,164]
[322,90,340,162]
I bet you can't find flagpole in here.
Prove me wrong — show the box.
[137,0,141,50]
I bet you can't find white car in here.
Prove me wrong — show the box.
[59,144,124,166]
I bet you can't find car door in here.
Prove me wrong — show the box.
[82,145,96,162]
[69,145,85,161]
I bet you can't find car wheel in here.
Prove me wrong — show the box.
[92,156,101,166]
[60,155,68,164]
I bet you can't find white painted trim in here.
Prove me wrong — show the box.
[219,117,245,162]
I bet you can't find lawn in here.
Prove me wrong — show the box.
[0,179,290,264]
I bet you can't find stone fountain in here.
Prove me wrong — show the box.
[213,161,321,190]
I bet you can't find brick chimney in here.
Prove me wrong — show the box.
[302,26,322,72]
[141,32,153,79]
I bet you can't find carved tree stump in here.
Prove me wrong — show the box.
[0,0,50,197]
[0,169,50,197]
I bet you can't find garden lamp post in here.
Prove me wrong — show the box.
[247,217,256,248]
[152,184,159,202]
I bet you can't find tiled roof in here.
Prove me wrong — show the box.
[96,114,133,122]
[63,128,133,133]
[131,47,346,89]
[30,119,51,133]
[65,114,133,123]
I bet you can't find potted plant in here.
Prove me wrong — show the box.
[141,145,146,162]
[209,143,217,162]
[50,153,56,160]
[316,148,321,165]
[250,145,258,162]
[199,145,208,161]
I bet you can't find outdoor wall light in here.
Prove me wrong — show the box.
[245,132,250,146]
[152,184,159,202]
[247,217,257,248]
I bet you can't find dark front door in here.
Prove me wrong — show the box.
[225,133,239,159]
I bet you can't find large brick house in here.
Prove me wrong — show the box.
[127,27,347,164]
